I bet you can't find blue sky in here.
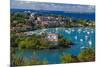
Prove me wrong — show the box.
[11,0,95,13]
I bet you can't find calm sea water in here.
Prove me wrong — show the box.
[11,9,95,21]
[16,27,95,64]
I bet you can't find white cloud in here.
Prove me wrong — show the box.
[11,1,95,13]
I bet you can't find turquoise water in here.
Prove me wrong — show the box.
[16,27,95,64]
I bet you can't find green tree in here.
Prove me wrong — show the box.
[78,48,95,62]
[61,54,78,63]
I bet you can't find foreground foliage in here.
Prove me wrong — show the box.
[78,48,95,62]
[61,48,95,63]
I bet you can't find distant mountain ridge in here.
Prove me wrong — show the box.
[11,9,95,21]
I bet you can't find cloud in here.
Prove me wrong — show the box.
[11,1,95,13]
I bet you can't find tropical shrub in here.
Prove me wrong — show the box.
[61,54,78,63]
[78,48,95,62]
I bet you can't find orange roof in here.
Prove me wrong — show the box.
[48,33,58,36]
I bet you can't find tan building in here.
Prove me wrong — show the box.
[47,33,58,42]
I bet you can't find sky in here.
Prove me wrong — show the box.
[10,0,95,13]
